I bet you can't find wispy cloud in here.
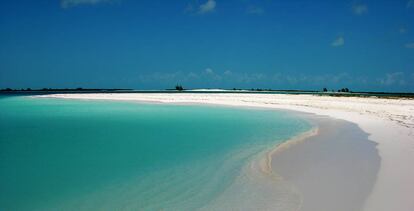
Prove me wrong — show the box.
[331,36,345,47]
[246,6,264,15]
[198,0,216,14]
[378,72,406,86]
[204,68,214,74]
[203,68,222,80]
[408,0,414,8]
[185,0,216,15]
[399,27,407,34]
[352,4,368,15]
[136,69,414,90]
[405,43,414,48]
[61,0,114,8]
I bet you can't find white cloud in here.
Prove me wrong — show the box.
[378,72,406,86]
[205,68,214,74]
[408,0,414,8]
[247,6,264,15]
[61,0,113,8]
[352,4,368,15]
[405,43,414,48]
[203,68,222,81]
[198,0,216,14]
[331,36,345,47]
[223,70,232,75]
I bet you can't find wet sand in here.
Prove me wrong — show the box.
[271,114,380,211]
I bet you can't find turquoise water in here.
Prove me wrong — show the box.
[0,96,311,210]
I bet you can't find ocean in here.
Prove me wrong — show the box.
[0,95,311,210]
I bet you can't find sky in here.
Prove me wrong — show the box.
[0,0,414,92]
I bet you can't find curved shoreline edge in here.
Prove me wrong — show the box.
[34,93,414,211]
[260,127,319,176]
[268,113,380,211]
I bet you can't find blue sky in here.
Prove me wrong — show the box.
[1,0,414,91]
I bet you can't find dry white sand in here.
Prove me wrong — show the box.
[37,93,414,211]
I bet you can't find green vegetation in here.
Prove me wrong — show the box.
[338,88,350,92]
[175,85,184,91]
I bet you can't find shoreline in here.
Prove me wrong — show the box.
[269,113,380,211]
[260,127,319,176]
[198,111,380,211]
[35,93,414,211]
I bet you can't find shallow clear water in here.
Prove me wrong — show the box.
[0,96,311,210]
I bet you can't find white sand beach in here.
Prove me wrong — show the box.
[39,93,414,211]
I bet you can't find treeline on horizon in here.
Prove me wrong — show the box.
[1,86,413,96]
[171,84,353,93]
[240,87,351,92]
[170,85,414,97]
